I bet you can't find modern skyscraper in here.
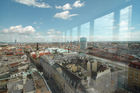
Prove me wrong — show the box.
[15,39,17,44]
[80,37,87,49]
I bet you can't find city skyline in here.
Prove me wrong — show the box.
[0,0,140,42]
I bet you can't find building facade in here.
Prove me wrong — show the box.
[128,62,140,92]
[80,37,87,50]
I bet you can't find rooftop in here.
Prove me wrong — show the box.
[129,62,140,69]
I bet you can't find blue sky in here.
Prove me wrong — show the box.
[0,0,84,30]
[0,0,85,42]
[0,0,140,42]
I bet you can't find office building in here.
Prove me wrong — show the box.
[80,37,87,50]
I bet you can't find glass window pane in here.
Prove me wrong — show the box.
[94,13,114,41]
[119,5,132,41]
[72,27,78,41]
[81,22,90,41]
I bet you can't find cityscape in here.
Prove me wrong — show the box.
[0,0,140,93]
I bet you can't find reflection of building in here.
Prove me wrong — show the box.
[128,62,140,91]
[80,37,87,49]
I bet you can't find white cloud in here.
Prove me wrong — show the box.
[2,25,35,34]
[46,29,63,42]
[54,11,78,20]
[92,30,140,41]
[130,27,135,30]
[54,0,84,20]
[14,0,51,8]
[73,0,84,8]
[55,3,72,10]
[118,31,140,41]
[120,21,128,26]
[55,0,85,10]
[120,27,129,31]
[47,29,62,35]
[33,33,46,42]
[119,21,129,31]
[130,31,140,41]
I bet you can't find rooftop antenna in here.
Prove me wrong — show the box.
[36,43,39,51]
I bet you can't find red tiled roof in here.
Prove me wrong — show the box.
[9,62,19,67]
[129,62,140,69]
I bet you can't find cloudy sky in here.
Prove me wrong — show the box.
[0,0,85,42]
[0,0,140,42]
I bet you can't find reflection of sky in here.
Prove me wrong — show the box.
[72,27,78,41]
[94,13,114,41]
[1,0,140,42]
[81,22,90,41]
[69,4,140,41]
[119,5,132,41]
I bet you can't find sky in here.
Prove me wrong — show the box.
[0,0,140,42]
